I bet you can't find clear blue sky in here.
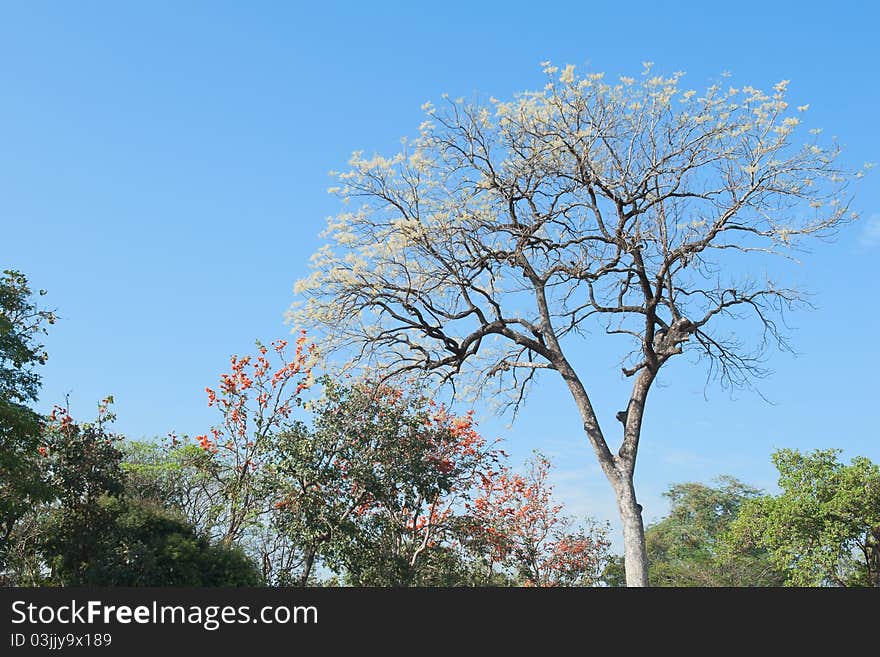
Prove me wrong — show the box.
[3,1,878,546]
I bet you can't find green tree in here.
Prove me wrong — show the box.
[644,477,785,586]
[1,508,48,585]
[38,405,261,586]
[190,342,500,585]
[728,449,880,587]
[39,403,127,584]
[0,270,55,561]
[122,437,220,536]
[56,496,260,586]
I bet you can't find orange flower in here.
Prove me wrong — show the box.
[195,434,216,452]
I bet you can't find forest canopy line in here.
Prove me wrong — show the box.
[1,269,878,587]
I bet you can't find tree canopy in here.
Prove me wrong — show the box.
[0,270,55,564]
[291,61,864,585]
[646,477,784,586]
[2,264,874,588]
[728,449,880,587]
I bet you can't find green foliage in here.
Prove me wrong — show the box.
[600,556,627,588]
[35,414,260,586]
[49,496,261,586]
[270,381,611,587]
[121,438,220,534]
[602,477,786,587]
[0,269,54,404]
[339,538,479,587]
[113,378,611,587]
[1,511,48,585]
[39,410,127,584]
[646,477,786,587]
[728,449,880,587]
[0,270,55,557]
[119,440,263,585]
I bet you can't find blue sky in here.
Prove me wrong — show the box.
[2,1,878,546]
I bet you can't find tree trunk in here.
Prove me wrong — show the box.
[554,355,652,587]
[612,473,649,587]
[869,536,880,587]
[299,546,317,587]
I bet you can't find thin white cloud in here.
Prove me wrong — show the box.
[660,447,705,467]
[860,213,880,247]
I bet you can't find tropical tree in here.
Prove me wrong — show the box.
[466,452,611,586]
[34,401,261,586]
[728,449,880,587]
[0,269,55,561]
[291,61,865,584]
[640,477,784,586]
[272,378,503,586]
[122,437,220,535]
[55,496,261,586]
[38,401,127,584]
[192,341,507,585]
[187,334,317,581]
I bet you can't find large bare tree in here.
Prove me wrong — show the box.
[290,62,865,586]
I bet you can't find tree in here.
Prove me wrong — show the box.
[272,378,503,586]
[272,380,608,587]
[51,496,260,586]
[194,341,509,586]
[38,401,127,584]
[638,477,784,586]
[1,507,46,585]
[0,270,55,561]
[188,334,317,581]
[34,402,261,586]
[122,437,266,581]
[291,62,864,585]
[727,449,880,587]
[122,437,220,535]
[465,452,610,586]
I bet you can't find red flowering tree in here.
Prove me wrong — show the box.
[194,332,317,557]
[272,379,504,586]
[466,453,611,586]
[193,339,609,587]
